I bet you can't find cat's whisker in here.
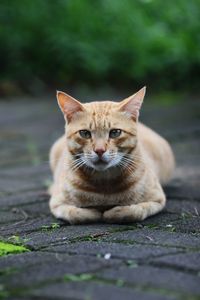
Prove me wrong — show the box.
[70,161,82,168]
[121,158,140,167]
[121,155,141,165]
[71,160,86,172]
[70,158,84,170]
[71,158,83,166]
[116,154,140,173]
[118,161,134,174]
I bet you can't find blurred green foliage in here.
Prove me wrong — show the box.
[0,0,200,91]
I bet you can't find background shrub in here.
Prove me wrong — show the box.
[0,0,199,92]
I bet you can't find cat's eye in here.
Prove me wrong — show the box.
[109,129,121,138]
[79,130,91,139]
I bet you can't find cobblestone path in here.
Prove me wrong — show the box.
[0,97,200,300]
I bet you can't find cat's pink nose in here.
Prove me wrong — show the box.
[95,148,105,158]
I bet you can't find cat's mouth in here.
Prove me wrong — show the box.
[95,158,107,165]
[93,160,108,170]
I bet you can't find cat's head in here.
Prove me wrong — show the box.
[57,87,146,172]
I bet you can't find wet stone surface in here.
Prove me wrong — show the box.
[0,98,200,300]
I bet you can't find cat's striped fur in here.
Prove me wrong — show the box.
[49,87,175,224]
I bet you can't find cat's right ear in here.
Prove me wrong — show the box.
[118,87,146,121]
[56,91,84,122]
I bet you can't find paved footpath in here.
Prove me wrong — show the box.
[0,96,200,300]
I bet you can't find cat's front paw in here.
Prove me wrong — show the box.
[103,205,145,223]
[51,203,102,225]
[68,207,102,225]
[103,206,129,223]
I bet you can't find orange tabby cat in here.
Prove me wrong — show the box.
[49,87,175,224]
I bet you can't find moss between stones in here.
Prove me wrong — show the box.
[63,273,200,300]
[0,241,29,257]
[0,286,9,299]
[0,267,18,276]
[64,273,126,287]
[64,273,95,282]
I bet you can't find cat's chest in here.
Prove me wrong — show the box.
[64,171,144,207]
[67,188,137,207]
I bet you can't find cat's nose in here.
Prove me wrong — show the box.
[95,148,106,158]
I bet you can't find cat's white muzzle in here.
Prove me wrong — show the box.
[84,151,122,171]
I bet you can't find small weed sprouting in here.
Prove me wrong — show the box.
[126,260,138,268]
[96,253,103,258]
[116,279,125,287]
[144,224,159,230]
[51,223,60,229]
[41,223,60,231]
[8,236,30,245]
[64,273,95,282]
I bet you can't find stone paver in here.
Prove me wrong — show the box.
[0,98,200,300]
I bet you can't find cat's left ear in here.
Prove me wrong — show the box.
[56,91,84,122]
[119,86,146,121]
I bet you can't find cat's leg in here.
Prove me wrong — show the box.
[50,194,102,224]
[103,184,166,223]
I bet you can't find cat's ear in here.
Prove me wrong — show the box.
[119,86,146,121]
[56,91,84,122]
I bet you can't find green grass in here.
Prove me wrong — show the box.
[0,241,29,257]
